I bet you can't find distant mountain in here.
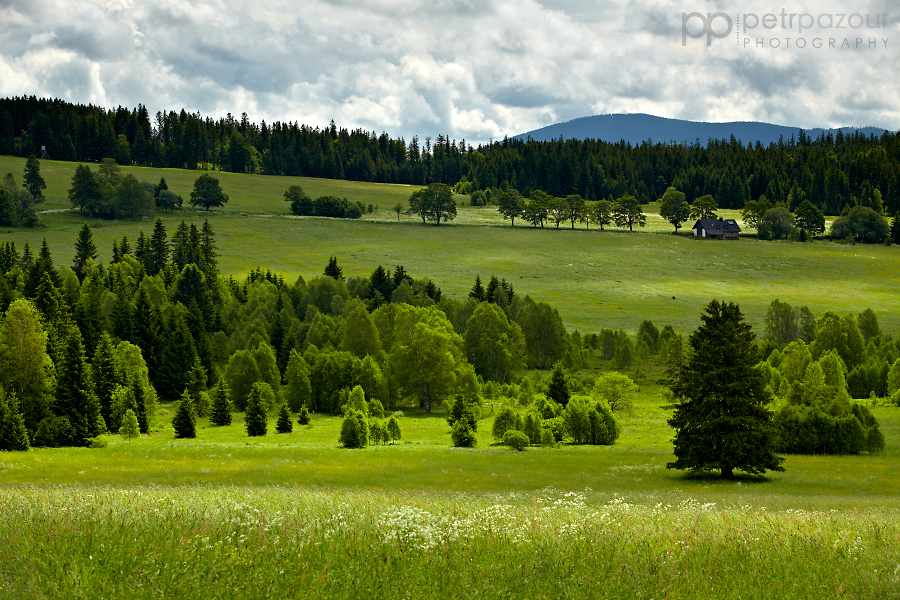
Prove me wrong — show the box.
[513,114,891,147]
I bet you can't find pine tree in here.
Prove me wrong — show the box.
[245,383,268,437]
[54,328,103,446]
[73,223,98,282]
[132,287,161,384]
[276,403,293,433]
[157,314,198,402]
[0,390,30,451]
[891,214,900,245]
[210,380,233,426]
[172,389,196,439]
[668,300,785,479]
[469,275,485,302]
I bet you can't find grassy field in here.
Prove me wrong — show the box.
[2,156,900,597]
[1,386,899,599]
[0,156,897,334]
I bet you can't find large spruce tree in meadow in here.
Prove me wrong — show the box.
[668,300,784,479]
[245,382,269,437]
[172,389,197,439]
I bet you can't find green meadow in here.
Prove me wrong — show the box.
[3,156,900,598]
[1,389,900,599]
[0,156,897,334]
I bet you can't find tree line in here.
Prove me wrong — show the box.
[2,96,899,215]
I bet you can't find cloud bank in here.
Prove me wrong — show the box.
[0,0,897,143]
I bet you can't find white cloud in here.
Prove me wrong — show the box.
[0,0,897,143]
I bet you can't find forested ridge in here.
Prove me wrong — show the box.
[2,96,900,214]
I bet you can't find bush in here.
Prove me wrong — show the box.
[339,409,368,448]
[502,429,529,451]
[297,404,311,426]
[33,415,75,448]
[387,415,401,443]
[492,406,518,441]
[758,207,797,240]
[120,409,140,439]
[88,438,108,448]
[451,420,476,447]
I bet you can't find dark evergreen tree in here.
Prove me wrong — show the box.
[23,155,46,203]
[668,300,785,479]
[91,333,119,431]
[324,256,343,280]
[132,287,161,384]
[545,362,570,407]
[53,327,103,445]
[148,218,169,275]
[276,403,293,433]
[891,214,900,245]
[245,382,268,437]
[210,380,233,427]
[469,275,485,302]
[368,265,394,302]
[172,389,197,439]
[157,314,198,402]
[0,390,30,451]
[130,378,150,434]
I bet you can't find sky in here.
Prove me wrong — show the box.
[0,0,897,143]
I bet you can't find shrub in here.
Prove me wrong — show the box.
[33,415,74,448]
[368,398,385,419]
[492,406,518,441]
[276,403,293,434]
[339,409,368,448]
[120,409,140,439]
[502,429,529,451]
[297,404,311,426]
[451,420,476,447]
[387,415,401,444]
[522,411,543,445]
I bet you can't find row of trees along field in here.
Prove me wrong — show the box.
[2,96,899,214]
[0,227,892,470]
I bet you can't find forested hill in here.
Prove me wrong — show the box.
[514,114,889,147]
[2,96,900,214]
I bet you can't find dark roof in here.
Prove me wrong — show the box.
[693,219,741,234]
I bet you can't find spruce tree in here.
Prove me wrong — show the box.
[73,223,98,282]
[297,404,311,426]
[148,218,169,275]
[158,314,198,402]
[172,389,197,439]
[54,328,103,446]
[668,300,785,479]
[324,256,343,279]
[891,214,900,245]
[91,333,119,432]
[23,155,47,203]
[0,390,30,451]
[276,403,293,433]
[210,380,233,427]
[545,362,570,407]
[245,382,268,437]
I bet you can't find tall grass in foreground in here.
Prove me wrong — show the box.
[1,486,898,599]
